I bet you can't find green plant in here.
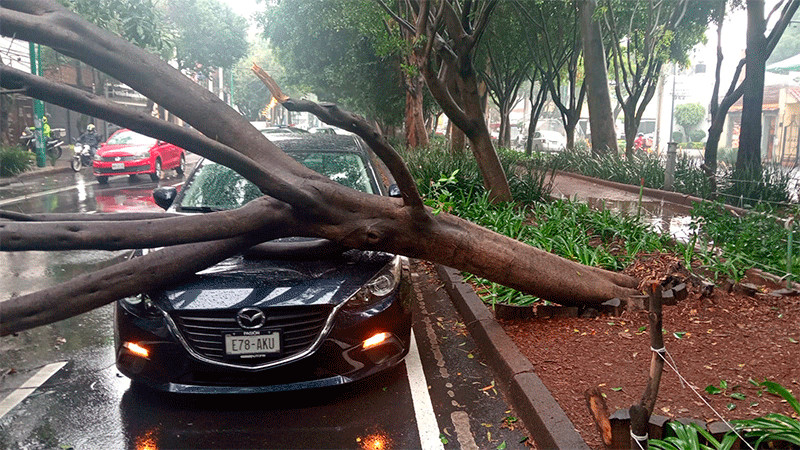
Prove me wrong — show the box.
[672,131,685,143]
[733,380,800,447]
[0,145,34,177]
[690,129,706,142]
[649,421,739,450]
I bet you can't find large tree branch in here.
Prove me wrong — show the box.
[1,198,293,251]
[251,65,425,210]
[1,235,260,335]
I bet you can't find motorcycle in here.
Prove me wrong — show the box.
[20,127,64,160]
[71,141,97,172]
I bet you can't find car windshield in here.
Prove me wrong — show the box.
[180,151,375,210]
[105,130,157,146]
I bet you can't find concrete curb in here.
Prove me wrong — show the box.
[556,171,749,215]
[435,264,589,450]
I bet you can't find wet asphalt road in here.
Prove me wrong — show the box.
[0,161,530,449]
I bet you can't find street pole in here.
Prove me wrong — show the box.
[28,42,47,167]
[669,63,676,142]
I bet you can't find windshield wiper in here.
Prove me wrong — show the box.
[179,205,226,213]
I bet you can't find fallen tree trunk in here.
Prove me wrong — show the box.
[0,0,640,336]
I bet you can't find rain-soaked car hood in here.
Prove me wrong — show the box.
[156,249,393,312]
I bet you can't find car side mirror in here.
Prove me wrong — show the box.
[153,186,178,210]
[388,184,402,198]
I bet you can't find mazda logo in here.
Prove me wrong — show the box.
[236,307,266,329]
[114,157,122,161]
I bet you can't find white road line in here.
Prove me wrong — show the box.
[0,179,184,207]
[406,329,444,450]
[0,185,86,206]
[0,361,67,419]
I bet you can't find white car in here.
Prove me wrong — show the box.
[531,130,567,153]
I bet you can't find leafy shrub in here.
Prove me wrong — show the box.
[0,145,34,177]
[672,131,684,142]
[689,129,706,142]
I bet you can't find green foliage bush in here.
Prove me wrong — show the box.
[0,146,34,177]
[672,131,684,142]
[689,129,706,142]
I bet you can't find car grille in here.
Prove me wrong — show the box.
[170,306,334,367]
[95,164,150,173]
[100,156,142,162]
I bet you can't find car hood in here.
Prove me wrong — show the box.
[156,250,393,312]
[98,145,151,156]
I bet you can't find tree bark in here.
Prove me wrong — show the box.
[578,0,618,155]
[736,0,767,176]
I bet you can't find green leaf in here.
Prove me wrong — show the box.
[726,403,736,411]
[440,434,449,444]
[673,331,686,339]
[638,326,647,332]
[705,385,722,395]
[720,380,728,390]
[611,387,623,392]
[496,441,507,449]
[789,337,798,344]
[730,392,746,400]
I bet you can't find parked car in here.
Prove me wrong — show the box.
[92,129,186,184]
[259,125,309,135]
[531,130,567,153]
[115,134,412,394]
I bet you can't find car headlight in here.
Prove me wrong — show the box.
[344,256,403,310]
[120,293,163,319]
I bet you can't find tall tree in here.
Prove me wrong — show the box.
[377,0,512,202]
[477,1,532,149]
[704,0,799,179]
[601,0,714,158]
[736,0,800,176]
[261,0,405,133]
[0,0,639,335]
[578,0,618,155]
[517,0,586,150]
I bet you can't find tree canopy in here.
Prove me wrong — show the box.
[166,0,248,73]
[259,0,405,129]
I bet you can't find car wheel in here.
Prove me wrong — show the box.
[150,159,162,182]
[96,176,108,184]
[176,153,186,176]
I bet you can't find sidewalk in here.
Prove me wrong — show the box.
[0,156,73,187]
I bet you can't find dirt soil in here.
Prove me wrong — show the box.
[496,252,800,449]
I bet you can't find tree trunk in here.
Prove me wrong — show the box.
[404,73,429,149]
[736,0,767,175]
[525,81,547,156]
[449,121,466,154]
[578,0,618,156]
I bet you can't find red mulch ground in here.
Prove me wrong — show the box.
[494,252,800,449]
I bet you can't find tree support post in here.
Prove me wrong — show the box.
[630,282,665,449]
[663,142,678,191]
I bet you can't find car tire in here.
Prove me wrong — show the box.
[150,159,162,182]
[176,153,186,176]
[96,176,108,184]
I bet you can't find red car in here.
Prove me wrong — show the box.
[92,129,186,184]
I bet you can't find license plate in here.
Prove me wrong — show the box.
[111,162,125,170]
[224,331,280,357]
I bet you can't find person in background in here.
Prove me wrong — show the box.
[77,124,102,157]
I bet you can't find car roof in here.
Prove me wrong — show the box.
[266,133,367,154]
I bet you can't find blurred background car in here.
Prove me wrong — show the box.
[259,125,309,135]
[531,130,567,153]
[309,126,337,135]
[92,129,186,184]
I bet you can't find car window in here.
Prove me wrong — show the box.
[180,151,375,210]
[533,132,541,138]
[105,130,157,146]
